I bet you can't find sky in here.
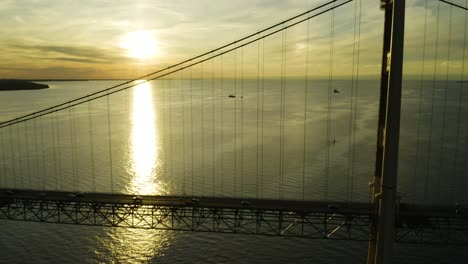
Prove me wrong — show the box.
[0,0,466,80]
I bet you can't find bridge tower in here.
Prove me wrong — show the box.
[368,0,405,264]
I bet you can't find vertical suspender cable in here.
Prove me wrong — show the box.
[426,1,441,200]
[124,81,130,191]
[50,113,57,190]
[1,131,5,187]
[16,124,23,188]
[106,92,114,194]
[280,26,285,200]
[212,54,215,197]
[39,117,47,190]
[221,54,225,196]
[261,37,266,199]
[351,0,362,202]
[234,49,237,196]
[202,62,205,196]
[68,109,75,191]
[234,47,238,196]
[464,0,468,198]
[68,109,77,192]
[29,121,34,189]
[281,26,288,200]
[241,47,244,197]
[190,66,194,195]
[23,123,29,189]
[414,0,428,199]
[455,0,467,200]
[303,20,311,201]
[179,71,184,194]
[54,112,62,190]
[9,125,16,188]
[169,76,175,194]
[88,99,96,192]
[182,69,186,194]
[257,34,261,199]
[347,0,359,204]
[326,6,336,200]
[71,110,78,191]
[440,5,453,201]
[12,124,20,188]
[162,78,168,189]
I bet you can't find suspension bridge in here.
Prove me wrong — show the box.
[1,0,468,263]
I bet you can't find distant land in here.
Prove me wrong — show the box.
[0,79,49,90]
[27,79,127,81]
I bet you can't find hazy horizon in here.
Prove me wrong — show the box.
[1,0,466,80]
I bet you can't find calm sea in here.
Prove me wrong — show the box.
[0,79,467,263]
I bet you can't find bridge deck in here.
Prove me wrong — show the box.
[1,189,467,244]
[0,189,372,213]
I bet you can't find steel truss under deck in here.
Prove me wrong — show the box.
[0,198,370,240]
[1,197,467,245]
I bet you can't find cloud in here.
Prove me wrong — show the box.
[5,42,128,63]
[13,16,24,24]
[44,57,109,64]
[0,0,465,79]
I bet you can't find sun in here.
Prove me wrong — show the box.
[121,31,159,59]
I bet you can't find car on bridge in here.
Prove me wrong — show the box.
[67,192,85,199]
[133,196,143,204]
[328,204,339,211]
[240,201,251,207]
[184,198,199,206]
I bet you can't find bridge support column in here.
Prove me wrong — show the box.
[368,0,405,264]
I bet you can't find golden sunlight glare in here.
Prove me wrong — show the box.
[129,81,161,195]
[121,31,159,59]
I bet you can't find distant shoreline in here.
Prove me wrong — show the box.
[27,79,128,82]
[0,79,49,91]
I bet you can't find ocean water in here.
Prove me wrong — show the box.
[0,79,381,201]
[1,79,467,263]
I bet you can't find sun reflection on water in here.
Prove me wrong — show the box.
[128,81,165,195]
[98,81,171,262]
[94,228,174,263]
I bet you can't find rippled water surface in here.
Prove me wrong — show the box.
[1,79,468,263]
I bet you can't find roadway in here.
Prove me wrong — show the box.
[0,188,466,219]
[0,188,371,214]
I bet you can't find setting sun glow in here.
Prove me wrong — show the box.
[128,82,164,195]
[121,31,159,59]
